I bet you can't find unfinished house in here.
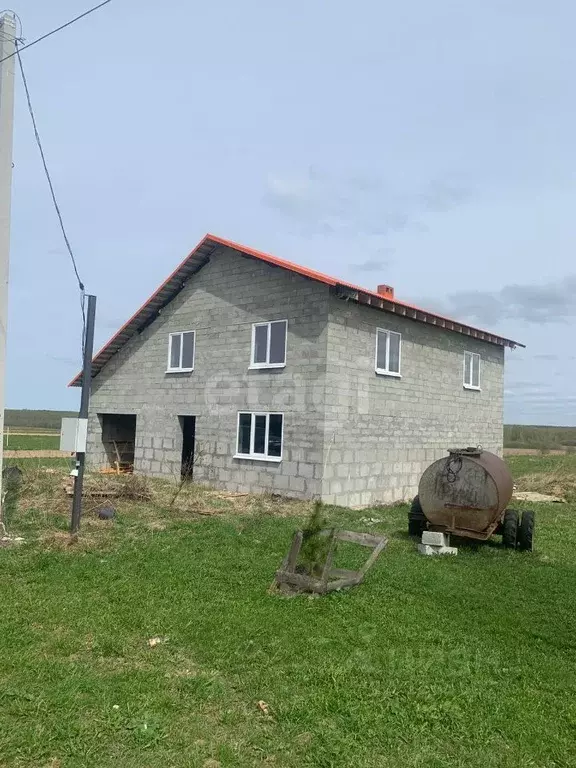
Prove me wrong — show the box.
[71,234,523,507]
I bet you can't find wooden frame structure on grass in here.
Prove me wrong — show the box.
[273,528,388,595]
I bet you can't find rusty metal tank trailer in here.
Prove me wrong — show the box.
[408,447,534,551]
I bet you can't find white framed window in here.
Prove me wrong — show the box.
[250,320,287,368]
[463,351,481,390]
[234,412,284,461]
[167,331,195,373]
[375,328,401,376]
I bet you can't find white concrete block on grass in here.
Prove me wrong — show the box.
[418,531,458,556]
[418,543,458,556]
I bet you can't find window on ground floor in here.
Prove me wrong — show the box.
[235,412,284,460]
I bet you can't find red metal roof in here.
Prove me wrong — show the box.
[70,233,523,386]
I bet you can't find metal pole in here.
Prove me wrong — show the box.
[0,13,17,516]
[71,294,97,534]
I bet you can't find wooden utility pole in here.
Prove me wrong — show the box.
[70,294,96,534]
[0,13,17,513]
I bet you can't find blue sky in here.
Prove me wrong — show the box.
[5,0,576,423]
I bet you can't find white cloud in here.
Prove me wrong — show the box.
[263,167,470,241]
[425,275,576,325]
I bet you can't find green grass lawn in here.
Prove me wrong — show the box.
[3,432,60,451]
[0,464,575,767]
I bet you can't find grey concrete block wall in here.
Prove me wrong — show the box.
[86,244,508,509]
[320,296,505,507]
[87,246,330,499]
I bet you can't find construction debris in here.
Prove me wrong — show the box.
[147,636,169,648]
[513,491,566,504]
[418,530,458,556]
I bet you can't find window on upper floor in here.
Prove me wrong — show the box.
[235,412,284,461]
[250,320,287,368]
[375,328,401,376]
[464,351,481,390]
[167,331,195,373]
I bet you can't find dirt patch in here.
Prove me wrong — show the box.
[514,472,576,502]
[3,431,60,436]
[513,491,566,504]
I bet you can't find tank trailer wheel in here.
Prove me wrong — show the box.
[502,509,519,549]
[408,495,427,537]
[517,510,535,552]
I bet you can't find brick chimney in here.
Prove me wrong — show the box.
[377,283,394,299]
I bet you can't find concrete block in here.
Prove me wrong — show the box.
[282,461,298,477]
[297,462,314,479]
[422,531,450,547]
[289,476,306,492]
[274,475,290,490]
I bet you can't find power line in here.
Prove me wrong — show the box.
[16,46,85,293]
[0,0,113,64]
[16,44,87,356]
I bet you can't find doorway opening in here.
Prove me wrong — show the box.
[99,413,137,473]
[179,416,196,479]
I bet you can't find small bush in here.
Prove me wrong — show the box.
[300,500,332,577]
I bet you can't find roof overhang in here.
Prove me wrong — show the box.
[333,284,522,349]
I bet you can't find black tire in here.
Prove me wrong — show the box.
[517,510,535,552]
[408,495,427,536]
[502,509,519,549]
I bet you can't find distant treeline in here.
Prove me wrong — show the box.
[505,424,576,450]
[4,411,576,447]
[4,409,76,431]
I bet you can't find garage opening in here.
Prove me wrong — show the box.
[99,414,137,473]
[179,416,196,479]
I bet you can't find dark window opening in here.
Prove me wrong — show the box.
[268,414,283,457]
[99,414,137,473]
[179,416,196,479]
[238,413,252,455]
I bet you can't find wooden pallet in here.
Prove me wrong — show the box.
[273,528,387,595]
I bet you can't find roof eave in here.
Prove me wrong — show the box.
[333,284,524,349]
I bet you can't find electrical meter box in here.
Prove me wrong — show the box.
[60,418,88,453]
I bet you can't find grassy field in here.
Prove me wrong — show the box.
[4,409,76,430]
[508,452,576,502]
[3,433,60,451]
[505,424,576,451]
[0,459,575,767]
